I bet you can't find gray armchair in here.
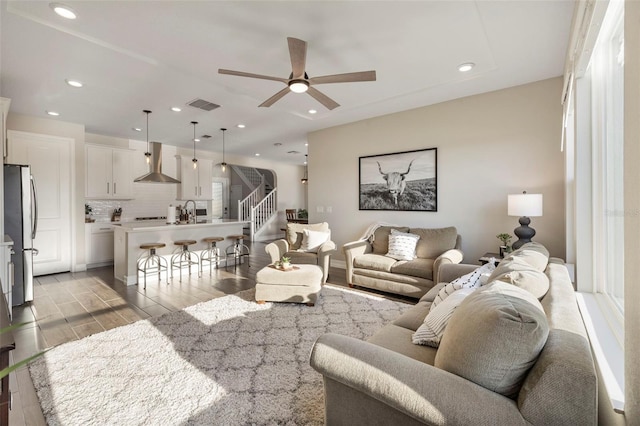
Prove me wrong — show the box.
[265,222,336,283]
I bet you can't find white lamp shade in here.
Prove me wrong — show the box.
[508,193,543,217]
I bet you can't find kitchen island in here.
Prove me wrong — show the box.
[113,219,249,285]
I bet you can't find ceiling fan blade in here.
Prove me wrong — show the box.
[287,37,307,79]
[259,87,290,107]
[307,87,340,110]
[308,70,377,85]
[219,69,287,83]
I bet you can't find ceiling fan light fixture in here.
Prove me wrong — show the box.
[289,80,309,93]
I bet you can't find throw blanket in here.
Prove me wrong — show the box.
[358,222,403,242]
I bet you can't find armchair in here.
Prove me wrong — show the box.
[265,222,336,283]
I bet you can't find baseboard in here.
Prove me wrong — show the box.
[73,263,87,272]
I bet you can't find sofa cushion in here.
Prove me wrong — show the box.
[370,226,410,254]
[489,257,550,300]
[368,324,438,365]
[353,254,397,272]
[413,287,477,347]
[392,301,431,331]
[390,258,434,280]
[434,281,549,399]
[286,222,329,250]
[504,242,549,271]
[386,229,420,261]
[410,227,458,259]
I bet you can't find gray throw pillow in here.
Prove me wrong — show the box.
[434,281,549,399]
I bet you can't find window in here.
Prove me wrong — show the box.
[590,0,625,316]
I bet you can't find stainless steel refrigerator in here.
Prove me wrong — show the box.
[4,164,38,306]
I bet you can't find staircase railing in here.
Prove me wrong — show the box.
[250,188,278,238]
[232,165,265,191]
[238,182,264,222]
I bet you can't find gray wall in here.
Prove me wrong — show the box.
[308,77,565,264]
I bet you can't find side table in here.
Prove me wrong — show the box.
[479,252,503,266]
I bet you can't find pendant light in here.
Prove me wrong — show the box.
[143,110,152,164]
[220,128,227,172]
[301,154,308,184]
[191,121,198,169]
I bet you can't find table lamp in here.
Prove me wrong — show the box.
[508,191,543,250]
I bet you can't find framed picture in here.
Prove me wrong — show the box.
[359,148,437,211]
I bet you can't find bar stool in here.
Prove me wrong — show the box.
[137,242,169,289]
[225,234,250,269]
[171,240,200,282]
[200,236,223,275]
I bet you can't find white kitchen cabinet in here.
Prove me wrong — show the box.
[85,223,114,267]
[86,145,134,199]
[176,156,212,200]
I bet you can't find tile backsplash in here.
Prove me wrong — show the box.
[87,183,208,222]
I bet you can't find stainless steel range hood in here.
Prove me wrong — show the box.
[134,142,181,183]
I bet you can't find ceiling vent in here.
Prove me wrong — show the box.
[187,98,220,111]
[287,150,301,154]
[201,134,212,139]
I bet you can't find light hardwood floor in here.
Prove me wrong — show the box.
[7,240,361,425]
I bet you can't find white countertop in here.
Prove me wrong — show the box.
[114,219,249,232]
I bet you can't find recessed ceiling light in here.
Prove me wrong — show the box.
[236,124,246,129]
[132,127,142,132]
[46,110,60,116]
[50,3,77,19]
[255,153,260,157]
[171,107,182,112]
[65,79,83,88]
[457,62,475,72]
[305,143,308,146]
[308,109,317,114]
[194,138,200,142]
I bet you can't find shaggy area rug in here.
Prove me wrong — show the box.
[29,285,411,425]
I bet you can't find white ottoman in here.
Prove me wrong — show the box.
[255,264,323,306]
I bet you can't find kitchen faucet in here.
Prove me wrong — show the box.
[184,200,196,223]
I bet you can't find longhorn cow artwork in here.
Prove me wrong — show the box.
[359,148,437,211]
[377,159,414,206]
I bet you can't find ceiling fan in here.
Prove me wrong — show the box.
[218,37,376,110]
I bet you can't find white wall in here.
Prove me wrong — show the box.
[308,78,565,264]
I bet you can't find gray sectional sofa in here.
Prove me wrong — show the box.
[311,243,597,425]
[343,226,463,299]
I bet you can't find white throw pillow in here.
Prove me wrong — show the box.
[300,229,330,252]
[430,262,496,311]
[385,229,420,261]
[413,287,477,347]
